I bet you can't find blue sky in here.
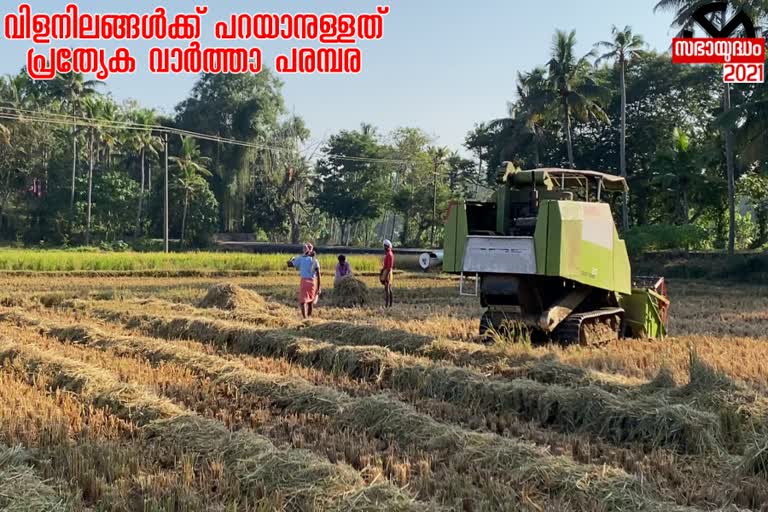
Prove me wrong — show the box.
[0,1,678,152]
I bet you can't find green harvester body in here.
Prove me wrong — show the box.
[444,163,669,343]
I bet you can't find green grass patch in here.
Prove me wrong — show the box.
[0,249,383,273]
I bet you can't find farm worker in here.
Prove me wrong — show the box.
[334,254,353,286]
[380,240,395,308]
[288,243,321,319]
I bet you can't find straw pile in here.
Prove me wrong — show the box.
[332,277,369,308]
[0,295,32,308]
[91,308,406,381]
[152,414,431,512]
[391,364,722,454]
[0,445,72,511]
[199,283,266,311]
[0,338,182,424]
[87,297,627,394]
[147,415,371,512]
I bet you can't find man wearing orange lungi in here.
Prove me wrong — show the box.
[289,243,322,319]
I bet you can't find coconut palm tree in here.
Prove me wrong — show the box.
[494,68,554,168]
[129,109,161,237]
[595,25,646,231]
[81,96,122,245]
[652,0,761,254]
[50,73,103,214]
[654,0,767,33]
[0,77,19,146]
[95,99,120,167]
[653,127,701,224]
[514,68,553,167]
[547,30,609,168]
[171,136,212,245]
[82,97,100,246]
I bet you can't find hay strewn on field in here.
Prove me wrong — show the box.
[6,310,706,512]
[0,445,71,511]
[644,367,678,391]
[336,395,702,512]
[8,273,768,511]
[332,277,369,307]
[0,338,431,511]
[742,437,768,478]
[89,306,727,454]
[199,282,267,311]
[147,415,425,512]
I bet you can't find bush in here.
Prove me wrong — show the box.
[130,239,166,253]
[625,224,708,253]
[99,240,131,252]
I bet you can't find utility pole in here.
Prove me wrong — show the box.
[85,128,93,245]
[70,124,77,215]
[163,133,169,253]
[431,155,439,248]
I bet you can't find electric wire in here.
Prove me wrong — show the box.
[0,106,414,165]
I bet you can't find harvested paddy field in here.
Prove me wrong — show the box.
[2,271,768,511]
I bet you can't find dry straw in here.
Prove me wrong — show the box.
[6,310,706,512]
[0,444,72,511]
[741,437,768,478]
[331,277,369,308]
[0,337,430,512]
[90,307,726,455]
[198,282,267,311]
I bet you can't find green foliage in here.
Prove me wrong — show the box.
[147,170,219,248]
[175,72,286,232]
[179,182,219,247]
[244,116,311,244]
[737,174,768,249]
[624,224,709,253]
[312,127,390,243]
[99,240,130,252]
[4,17,768,254]
[736,212,757,251]
[65,170,140,244]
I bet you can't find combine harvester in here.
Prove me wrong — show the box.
[443,163,669,345]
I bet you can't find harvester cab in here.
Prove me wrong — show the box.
[443,163,670,344]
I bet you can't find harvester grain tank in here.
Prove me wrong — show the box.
[443,163,669,344]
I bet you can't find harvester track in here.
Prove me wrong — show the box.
[553,307,624,346]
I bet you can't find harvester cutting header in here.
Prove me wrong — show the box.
[443,163,669,345]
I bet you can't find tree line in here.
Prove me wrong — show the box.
[1,1,768,252]
[466,0,768,254]
[0,69,480,249]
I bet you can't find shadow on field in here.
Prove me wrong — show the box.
[259,284,467,309]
